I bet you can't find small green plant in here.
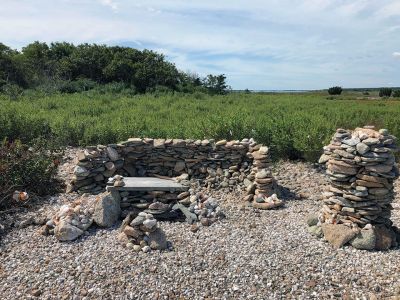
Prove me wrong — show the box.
[393,90,400,98]
[379,88,392,97]
[0,139,61,209]
[328,86,342,95]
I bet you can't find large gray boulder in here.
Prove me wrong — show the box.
[93,194,121,227]
[54,220,84,241]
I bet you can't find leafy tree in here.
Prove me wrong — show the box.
[327,86,342,95]
[0,41,230,95]
[177,71,204,93]
[20,41,52,85]
[379,88,392,97]
[0,43,26,87]
[203,74,230,95]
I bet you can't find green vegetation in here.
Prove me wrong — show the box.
[0,42,229,95]
[393,90,400,98]
[379,87,392,97]
[1,91,399,162]
[328,86,342,95]
[0,139,60,208]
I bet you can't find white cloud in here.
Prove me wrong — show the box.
[393,52,400,58]
[0,0,399,89]
[100,0,118,12]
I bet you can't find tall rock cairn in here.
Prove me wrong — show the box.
[252,146,276,197]
[318,126,400,249]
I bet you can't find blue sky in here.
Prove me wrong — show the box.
[1,0,399,89]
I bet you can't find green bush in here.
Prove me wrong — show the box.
[58,78,97,93]
[1,83,23,100]
[0,139,61,209]
[91,82,136,96]
[379,88,392,97]
[393,90,400,98]
[327,86,342,95]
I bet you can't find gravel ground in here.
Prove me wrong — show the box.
[1,157,400,299]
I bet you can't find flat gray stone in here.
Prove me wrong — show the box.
[107,177,185,192]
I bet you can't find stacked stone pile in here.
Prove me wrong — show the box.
[312,126,400,250]
[252,146,276,197]
[118,212,168,252]
[242,145,282,209]
[39,196,96,241]
[186,192,226,226]
[68,138,263,195]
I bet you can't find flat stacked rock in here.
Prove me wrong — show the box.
[119,190,186,218]
[117,179,226,226]
[253,193,284,210]
[312,126,400,250]
[118,212,168,252]
[67,138,264,195]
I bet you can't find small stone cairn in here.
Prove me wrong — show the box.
[118,212,168,252]
[310,126,400,250]
[246,146,283,209]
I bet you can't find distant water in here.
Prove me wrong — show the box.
[233,90,314,93]
[254,90,313,93]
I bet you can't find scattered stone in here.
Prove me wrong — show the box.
[54,220,84,241]
[350,229,376,250]
[306,214,319,227]
[148,228,168,250]
[308,225,323,238]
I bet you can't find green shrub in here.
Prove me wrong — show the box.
[58,78,97,93]
[1,83,23,100]
[147,85,174,97]
[91,82,136,96]
[393,90,400,98]
[379,88,392,97]
[327,86,343,95]
[0,139,61,209]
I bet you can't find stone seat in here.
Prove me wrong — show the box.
[106,177,185,192]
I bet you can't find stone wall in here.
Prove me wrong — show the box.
[68,138,273,196]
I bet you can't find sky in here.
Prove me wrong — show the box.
[0,0,399,90]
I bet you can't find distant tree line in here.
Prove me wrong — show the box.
[0,41,230,96]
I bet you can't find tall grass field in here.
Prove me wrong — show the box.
[1,91,399,161]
